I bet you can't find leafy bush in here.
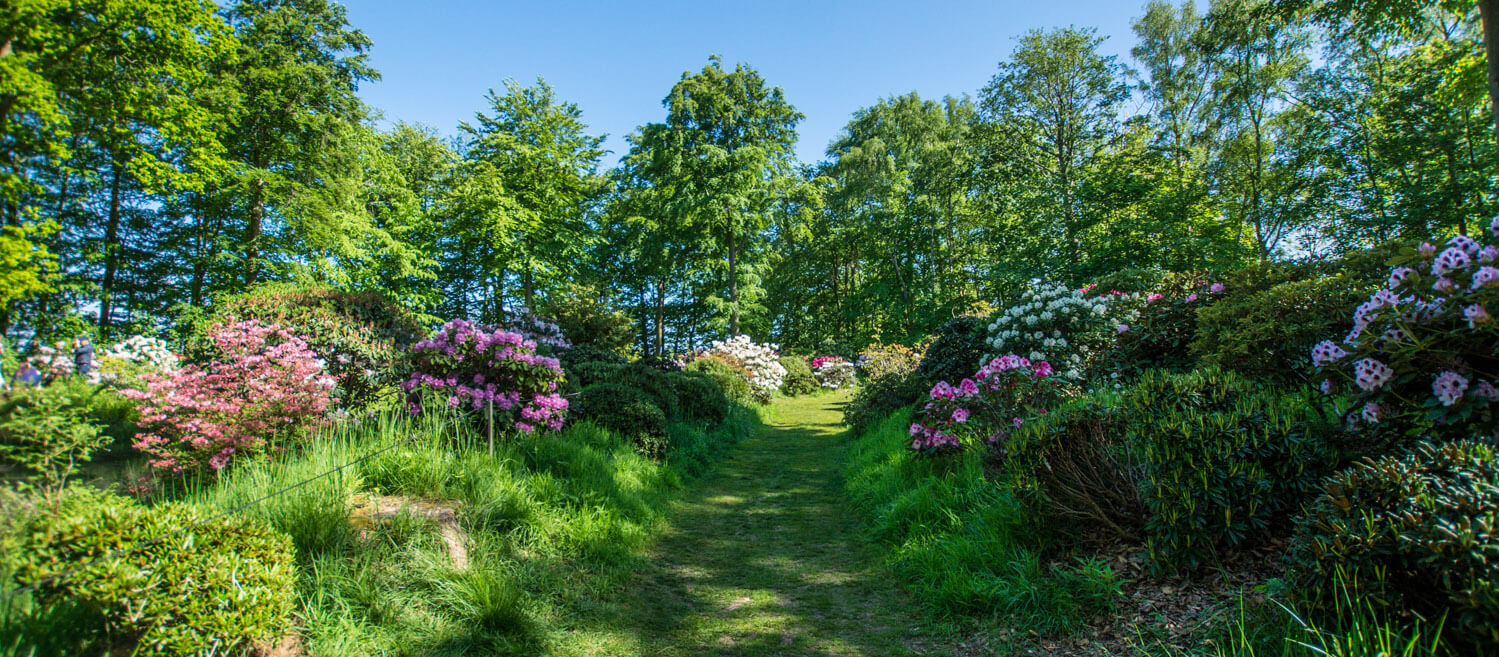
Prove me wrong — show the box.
[856,340,925,381]
[1125,367,1337,572]
[88,335,178,388]
[685,356,755,406]
[699,335,786,397]
[123,320,337,475]
[667,371,729,425]
[1006,393,1146,541]
[1287,439,1499,649]
[778,355,819,396]
[1107,272,1224,378]
[843,371,926,433]
[538,284,634,354]
[403,319,568,435]
[572,383,669,458]
[984,281,1141,380]
[14,487,296,655]
[502,306,570,351]
[603,363,680,420]
[0,386,109,496]
[915,315,989,389]
[908,355,1064,454]
[209,284,426,408]
[814,360,857,390]
[1192,272,1374,386]
[1313,228,1499,441]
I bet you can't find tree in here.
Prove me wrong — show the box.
[641,56,802,335]
[458,79,605,310]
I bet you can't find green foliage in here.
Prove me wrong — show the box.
[1192,271,1373,385]
[668,371,729,426]
[1287,439,1499,649]
[845,408,1120,631]
[0,385,109,496]
[857,340,926,382]
[685,357,754,406]
[778,355,818,396]
[1109,271,1218,377]
[539,284,634,354]
[209,283,425,407]
[914,315,989,388]
[843,371,926,434]
[1125,367,1337,572]
[13,487,295,656]
[572,383,669,457]
[1005,392,1146,541]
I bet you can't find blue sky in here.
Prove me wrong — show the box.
[345,1,1149,166]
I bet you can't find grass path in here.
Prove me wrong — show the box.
[547,390,958,657]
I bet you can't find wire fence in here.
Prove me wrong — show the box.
[0,399,477,604]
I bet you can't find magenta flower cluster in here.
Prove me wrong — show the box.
[403,319,568,433]
[122,320,337,475]
[1312,224,1499,436]
[908,354,1061,455]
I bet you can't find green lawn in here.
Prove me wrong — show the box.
[546,390,959,657]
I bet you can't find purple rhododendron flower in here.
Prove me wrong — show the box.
[952,408,969,423]
[1465,304,1491,328]
[1117,324,1130,334]
[1353,358,1395,391]
[1209,283,1225,293]
[1361,402,1383,424]
[1311,340,1347,367]
[1419,242,1437,256]
[1185,293,1199,302]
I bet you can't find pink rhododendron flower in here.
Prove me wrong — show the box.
[1387,267,1416,288]
[1465,303,1491,328]
[1433,371,1469,407]
[1361,402,1383,424]
[1209,283,1225,293]
[1184,293,1199,302]
[1147,293,1164,303]
[1473,266,1499,289]
[952,408,969,423]
[1311,340,1347,367]
[1433,277,1456,293]
[1117,324,1130,334]
[1419,242,1437,256]
[1032,361,1054,378]
[1352,358,1395,391]
[1474,380,1499,402]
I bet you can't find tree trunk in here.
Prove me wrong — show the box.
[727,229,739,335]
[98,162,124,330]
[1481,0,1499,145]
[655,280,667,358]
[246,175,265,286]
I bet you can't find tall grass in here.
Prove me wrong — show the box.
[843,406,1120,634]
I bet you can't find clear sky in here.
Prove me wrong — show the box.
[344,1,1149,166]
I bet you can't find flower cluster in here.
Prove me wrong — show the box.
[813,358,857,389]
[403,319,568,434]
[26,343,75,379]
[908,354,1062,455]
[90,335,179,386]
[984,282,1140,380]
[1313,223,1499,438]
[502,306,571,351]
[702,335,786,394]
[122,321,337,474]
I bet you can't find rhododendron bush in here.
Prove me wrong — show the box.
[402,319,568,434]
[908,355,1063,455]
[701,335,786,394]
[984,282,1139,380]
[502,306,571,351]
[811,357,856,389]
[123,321,337,474]
[89,335,179,387]
[1313,222,1499,440]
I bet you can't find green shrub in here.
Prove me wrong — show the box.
[685,357,754,406]
[778,355,818,396]
[199,283,426,407]
[572,384,669,458]
[1006,393,1146,541]
[0,385,109,497]
[537,284,635,354]
[1125,368,1338,573]
[604,364,680,420]
[668,371,729,425]
[1287,439,1499,649]
[856,340,926,382]
[15,487,296,655]
[843,371,925,433]
[915,315,988,388]
[1108,271,1216,378]
[1192,272,1374,386]
[1088,266,1164,295]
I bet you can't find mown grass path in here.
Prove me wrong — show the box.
[549,390,955,657]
